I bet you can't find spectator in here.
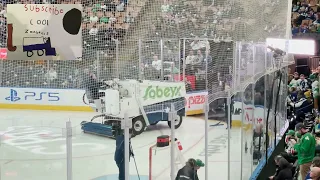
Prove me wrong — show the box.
[269,157,293,180]
[89,12,99,23]
[100,13,109,23]
[109,12,117,24]
[161,1,172,13]
[121,0,128,5]
[151,55,162,71]
[306,157,320,179]
[297,74,309,91]
[306,10,316,21]
[124,12,134,23]
[293,123,316,180]
[289,72,300,88]
[203,49,213,65]
[269,156,282,180]
[89,24,98,35]
[292,23,300,35]
[116,0,125,12]
[195,49,204,65]
[46,68,57,81]
[103,0,116,11]
[293,2,301,12]
[313,13,320,25]
[107,23,117,36]
[285,130,297,154]
[300,24,309,33]
[308,167,320,180]
[185,50,196,65]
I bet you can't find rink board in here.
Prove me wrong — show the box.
[0,87,93,111]
[0,87,275,128]
[0,87,209,114]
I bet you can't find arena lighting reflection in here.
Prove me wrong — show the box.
[266,38,315,55]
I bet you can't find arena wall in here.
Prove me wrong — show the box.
[0,87,209,114]
[0,87,279,128]
[0,87,92,111]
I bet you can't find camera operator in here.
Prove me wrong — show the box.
[114,128,134,180]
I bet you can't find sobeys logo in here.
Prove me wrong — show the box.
[143,85,182,100]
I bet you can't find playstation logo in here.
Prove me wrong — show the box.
[5,89,21,102]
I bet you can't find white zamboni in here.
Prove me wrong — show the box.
[81,79,186,137]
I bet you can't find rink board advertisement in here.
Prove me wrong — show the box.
[232,101,280,129]
[0,87,92,111]
[6,4,82,60]
[185,91,208,115]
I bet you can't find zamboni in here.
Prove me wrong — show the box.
[81,79,186,138]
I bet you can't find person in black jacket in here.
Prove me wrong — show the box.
[114,128,134,180]
[269,157,293,180]
[82,69,105,100]
[175,158,204,180]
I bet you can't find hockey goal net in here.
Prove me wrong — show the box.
[148,138,185,180]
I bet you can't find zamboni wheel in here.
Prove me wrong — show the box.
[132,116,146,136]
[168,115,183,129]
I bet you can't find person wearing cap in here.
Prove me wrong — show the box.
[285,130,297,155]
[293,123,316,180]
[175,158,204,180]
[285,130,296,142]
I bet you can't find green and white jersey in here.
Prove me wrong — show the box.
[312,80,319,97]
[297,79,309,91]
[289,78,298,88]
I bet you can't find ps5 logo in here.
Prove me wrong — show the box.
[5,89,60,102]
[5,89,21,102]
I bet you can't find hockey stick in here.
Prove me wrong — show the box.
[210,121,224,127]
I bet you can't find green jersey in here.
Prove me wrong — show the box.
[294,132,316,165]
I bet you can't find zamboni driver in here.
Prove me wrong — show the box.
[82,69,105,100]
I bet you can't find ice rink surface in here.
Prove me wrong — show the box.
[0,110,255,180]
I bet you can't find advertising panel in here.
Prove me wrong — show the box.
[140,81,186,106]
[185,91,208,115]
[0,88,90,110]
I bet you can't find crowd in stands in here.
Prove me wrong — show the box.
[153,0,236,40]
[267,68,320,179]
[291,0,320,35]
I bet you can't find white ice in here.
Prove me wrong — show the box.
[0,109,256,180]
